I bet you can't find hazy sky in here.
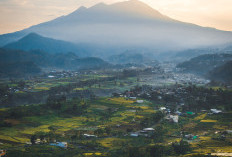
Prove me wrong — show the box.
[0,0,232,34]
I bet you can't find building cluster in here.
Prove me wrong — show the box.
[46,71,80,79]
[130,128,155,137]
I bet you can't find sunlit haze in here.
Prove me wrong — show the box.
[0,0,232,34]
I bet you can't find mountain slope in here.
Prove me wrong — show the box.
[0,48,110,77]
[108,51,152,64]
[0,62,41,78]
[209,61,232,83]
[4,33,87,56]
[177,54,232,75]
[0,0,232,54]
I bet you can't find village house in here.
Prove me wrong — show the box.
[50,142,68,148]
[130,128,155,137]
[184,134,197,140]
[166,115,179,123]
[175,111,182,116]
[226,130,232,134]
[83,134,97,138]
[159,107,166,111]
[210,109,222,114]
[140,128,155,137]
[130,133,139,137]
[0,150,6,157]
[143,128,155,132]
[137,100,144,103]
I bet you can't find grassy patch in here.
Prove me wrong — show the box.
[194,113,207,121]
[200,120,217,123]
[33,86,50,91]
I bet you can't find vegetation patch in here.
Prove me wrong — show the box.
[200,120,218,123]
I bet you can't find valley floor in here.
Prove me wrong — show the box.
[0,70,231,157]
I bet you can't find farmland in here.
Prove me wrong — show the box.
[0,70,232,157]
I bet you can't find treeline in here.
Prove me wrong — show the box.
[0,76,116,107]
[0,96,89,126]
[130,85,232,111]
[109,140,191,157]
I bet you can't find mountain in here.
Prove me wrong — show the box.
[0,48,48,65]
[171,48,224,62]
[0,48,110,77]
[108,50,152,64]
[0,49,42,77]
[177,54,232,75]
[208,61,232,83]
[0,62,41,78]
[4,33,87,56]
[173,44,232,61]
[0,0,232,56]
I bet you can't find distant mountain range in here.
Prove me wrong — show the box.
[177,53,232,75]
[169,45,232,62]
[0,0,232,56]
[108,50,153,64]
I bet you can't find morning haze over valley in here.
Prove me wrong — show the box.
[0,0,232,156]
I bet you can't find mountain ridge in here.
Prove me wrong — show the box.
[3,33,87,56]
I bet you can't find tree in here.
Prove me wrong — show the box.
[30,135,37,145]
[73,103,77,110]
[46,95,66,110]
[35,131,46,142]
[18,80,26,89]
[105,127,112,135]
[147,144,174,157]
[127,147,144,157]
[148,145,166,157]
[94,128,104,136]
[48,125,57,133]
[172,140,191,155]
[152,126,166,143]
